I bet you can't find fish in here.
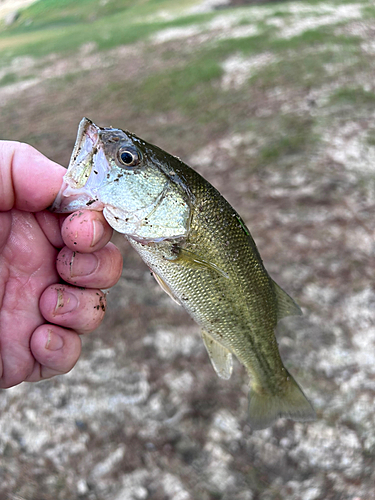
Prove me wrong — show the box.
[52,117,316,430]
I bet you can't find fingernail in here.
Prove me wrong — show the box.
[54,288,79,314]
[45,329,64,351]
[91,220,105,247]
[71,253,98,277]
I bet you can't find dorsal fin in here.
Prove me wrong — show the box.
[201,331,233,380]
[271,279,302,320]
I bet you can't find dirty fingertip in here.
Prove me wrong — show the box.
[61,210,112,252]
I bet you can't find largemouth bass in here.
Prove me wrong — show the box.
[52,118,316,429]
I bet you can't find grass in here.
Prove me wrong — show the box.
[6,0,196,30]
[362,4,375,18]
[329,87,375,106]
[367,130,375,147]
[132,52,222,113]
[0,72,18,86]
[0,0,363,63]
[0,0,212,62]
[0,0,366,170]
[259,115,317,164]
[269,29,362,52]
[0,0,370,155]
[0,18,165,60]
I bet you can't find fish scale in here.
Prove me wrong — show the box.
[52,117,316,430]
[129,177,283,385]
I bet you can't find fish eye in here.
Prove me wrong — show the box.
[117,146,141,168]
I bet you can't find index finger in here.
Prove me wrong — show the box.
[0,141,66,212]
[61,210,113,252]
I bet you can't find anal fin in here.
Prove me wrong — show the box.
[201,330,233,380]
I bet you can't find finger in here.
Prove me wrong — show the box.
[56,242,123,289]
[27,324,82,382]
[0,141,66,212]
[0,211,11,250]
[61,210,113,252]
[35,210,65,248]
[39,284,107,335]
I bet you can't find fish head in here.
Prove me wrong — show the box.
[52,118,191,242]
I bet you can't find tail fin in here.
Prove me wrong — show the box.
[248,371,316,430]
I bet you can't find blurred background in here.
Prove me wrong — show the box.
[1,0,375,498]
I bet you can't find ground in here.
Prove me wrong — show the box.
[0,0,375,499]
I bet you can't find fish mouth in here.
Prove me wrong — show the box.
[51,118,108,213]
[67,117,100,188]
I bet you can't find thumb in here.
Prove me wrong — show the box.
[0,141,66,212]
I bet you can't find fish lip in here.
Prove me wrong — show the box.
[72,117,97,159]
[51,118,107,213]
[68,117,100,185]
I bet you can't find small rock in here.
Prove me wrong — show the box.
[77,479,89,496]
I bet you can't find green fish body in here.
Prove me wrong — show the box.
[52,118,316,429]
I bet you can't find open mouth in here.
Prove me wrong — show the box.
[65,117,101,189]
[50,118,107,213]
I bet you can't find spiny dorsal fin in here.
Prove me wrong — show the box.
[271,279,302,320]
[201,331,233,380]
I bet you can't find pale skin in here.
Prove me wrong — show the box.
[0,141,123,388]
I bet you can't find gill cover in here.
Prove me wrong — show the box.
[51,118,191,242]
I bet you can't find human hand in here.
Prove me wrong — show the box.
[0,141,123,388]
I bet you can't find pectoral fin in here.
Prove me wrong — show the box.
[201,330,233,380]
[152,271,182,306]
[173,247,229,279]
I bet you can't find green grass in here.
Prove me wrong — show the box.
[250,40,362,90]
[329,87,375,106]
[6,0,196,31]
[0,18,167,60]
[133,53,222,114]
[0,0,364,71]
[259,115,317,164]
[367,129,375,147]
[0,72,18,86]
[16,0,108,28]
[270,29,361,52]
[0,0,370,170]
[362,4,375,18]
[0,0,212,62]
